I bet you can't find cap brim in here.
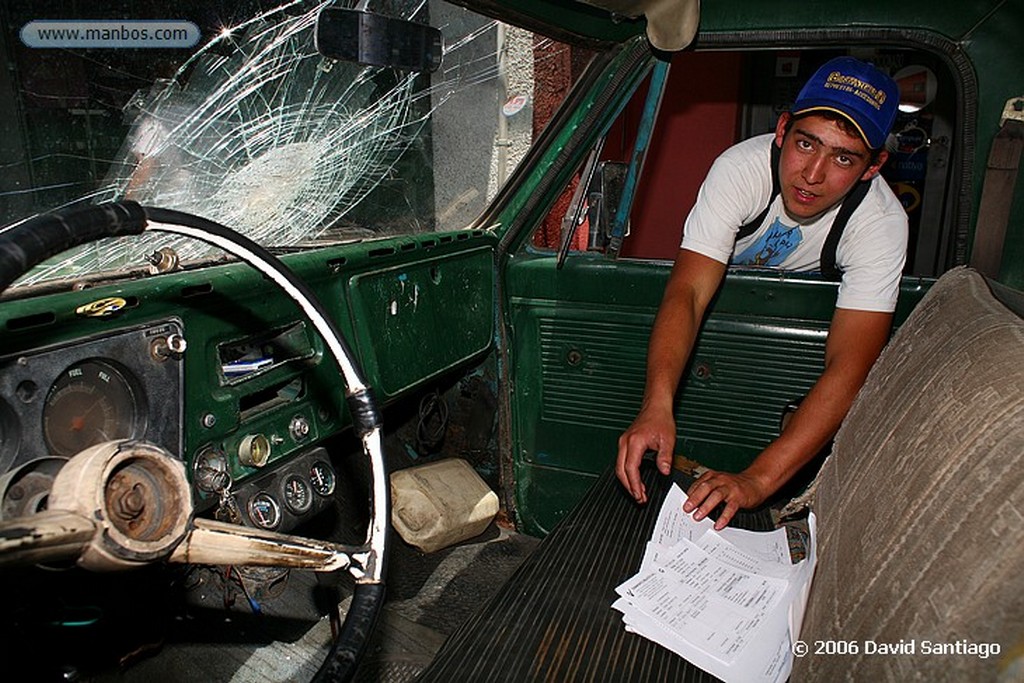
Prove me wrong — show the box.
[791,104,881,149]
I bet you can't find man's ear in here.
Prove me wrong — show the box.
[774,112,791,148]
[860,149,889,181]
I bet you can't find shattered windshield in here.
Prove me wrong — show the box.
[0,1,594,286]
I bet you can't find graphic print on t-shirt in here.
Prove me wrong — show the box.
[733,218,803,267]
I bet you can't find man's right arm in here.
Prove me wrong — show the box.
[615,249,726,503]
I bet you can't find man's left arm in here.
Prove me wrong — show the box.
[683,307,893,529]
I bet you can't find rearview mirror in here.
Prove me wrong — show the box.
[315,6,443,73]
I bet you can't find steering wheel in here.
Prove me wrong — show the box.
[0,202,388,682]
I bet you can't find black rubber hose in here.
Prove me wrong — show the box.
[313,582,386,682]
[0,202,147,292]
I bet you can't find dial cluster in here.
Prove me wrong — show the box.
[224,448,337,532]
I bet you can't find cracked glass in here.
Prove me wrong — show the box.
[0,1,595,286]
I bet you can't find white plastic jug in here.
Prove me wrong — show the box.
[390,458,499,553]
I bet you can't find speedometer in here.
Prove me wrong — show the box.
[42,359,144,457]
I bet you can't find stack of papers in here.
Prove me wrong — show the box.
[613,484,816,683]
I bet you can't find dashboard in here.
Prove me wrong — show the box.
[0,233,496,539]
[0,303,341,534]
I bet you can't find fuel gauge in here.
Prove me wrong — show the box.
[247,492,281,530]
[282,475,313,514]
[42,359,144,457]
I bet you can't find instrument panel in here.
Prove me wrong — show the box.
[0,317,338,533]
[0,320,184,474]
[233,447,337,531]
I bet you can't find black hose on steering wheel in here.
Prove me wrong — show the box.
[0,201,389,683]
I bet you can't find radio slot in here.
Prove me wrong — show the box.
[218,322,315,384]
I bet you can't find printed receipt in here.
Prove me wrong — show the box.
[618,539,789,664]
[613,483,817,683]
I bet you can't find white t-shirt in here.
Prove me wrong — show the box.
[681,133,908,312]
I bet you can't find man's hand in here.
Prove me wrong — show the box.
[683,469,768,530]
[616,405,676,505]
[616,251,727,505]
[681,308,894,529]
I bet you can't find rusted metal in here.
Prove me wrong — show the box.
[168,517,355,572]
[0,510,95,566]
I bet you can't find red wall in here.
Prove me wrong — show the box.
[616,52,744,260]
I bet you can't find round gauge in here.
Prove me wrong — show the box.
[0,456,68,520]
[42,359,144,457]
[282,475,313,514]
[247,492,281,530]
[309,461,336,497]
[0,400,20,474]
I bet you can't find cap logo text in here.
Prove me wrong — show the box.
[825,70,887,110]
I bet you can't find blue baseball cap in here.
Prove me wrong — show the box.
[792,57,899,150]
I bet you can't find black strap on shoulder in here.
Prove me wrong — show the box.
[736,142,781,240]
[819,179,871,280]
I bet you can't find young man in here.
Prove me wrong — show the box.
[615,57,906,529]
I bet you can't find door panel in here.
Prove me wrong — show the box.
[506,252,930,535]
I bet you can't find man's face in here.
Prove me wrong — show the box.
[773,112,887,221]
